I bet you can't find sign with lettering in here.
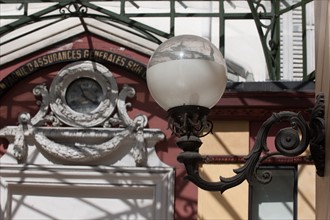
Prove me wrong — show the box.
[0,49,147,97]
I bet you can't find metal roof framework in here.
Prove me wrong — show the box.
[0,0,314,81]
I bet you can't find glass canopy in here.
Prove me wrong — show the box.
[0,0,315,82]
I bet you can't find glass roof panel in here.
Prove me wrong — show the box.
[93,2,121,14]
[174,1,219,13]
[132,17,171,33]
[222,1,251,13]
[0,0,315,82]
[27,3,58,15]
[125,1,171,13]
[280,0,302,10]
[0,3,24,15]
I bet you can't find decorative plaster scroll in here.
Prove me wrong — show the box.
[0,61,166,166]
[132,127,147,166]
[30,84,56,126]
[0,124,165,165]
[33,128,130,163]
[11,113,32,163]
[116,84,147,128]
[103,84,147,128]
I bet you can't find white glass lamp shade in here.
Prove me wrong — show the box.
[146,35,227,111]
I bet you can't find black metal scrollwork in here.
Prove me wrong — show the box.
[168,105,213,138]
[173,94,325,193]
[59,3,88,16]
[309,94,325,176]
[247,0,279,80]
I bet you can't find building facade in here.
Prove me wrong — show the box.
[1,1,329,219]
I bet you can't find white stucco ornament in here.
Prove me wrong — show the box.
[0,61,166,167]
[49,61,119,127]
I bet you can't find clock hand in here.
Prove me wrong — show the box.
[79,86,100,105]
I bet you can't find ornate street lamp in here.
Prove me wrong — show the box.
[146,35,325,193]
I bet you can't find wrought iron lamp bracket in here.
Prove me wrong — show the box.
[171,94,325,193]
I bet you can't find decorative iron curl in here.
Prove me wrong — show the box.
[59,3,88,16]
[250,111,310,184]
[167,105,212,138]
[309,93,325,176]
[253,0,267,15]
[175,93,325,193]
[252,0,275,29]
[248,0,279,79]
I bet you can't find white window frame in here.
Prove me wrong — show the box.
[0,165,175,220]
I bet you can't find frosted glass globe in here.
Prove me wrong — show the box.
[146,35,227,111]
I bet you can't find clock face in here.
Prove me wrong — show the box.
[50,61,118,127]
[65,77,104,113]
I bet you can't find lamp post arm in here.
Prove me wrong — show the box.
[176,94,325,193]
